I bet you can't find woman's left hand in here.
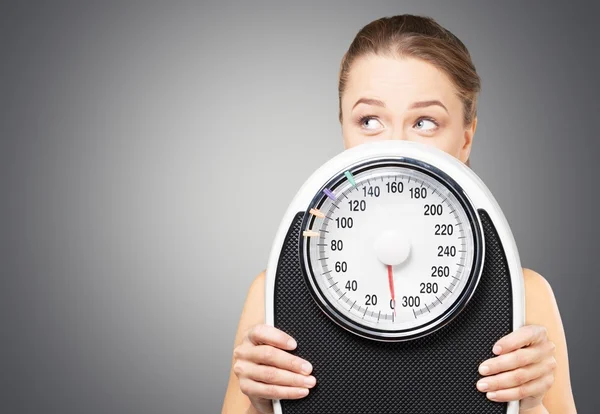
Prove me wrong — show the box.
[477,324,557,411]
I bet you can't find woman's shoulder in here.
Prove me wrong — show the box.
[244,269,266,298]
[523,267,553,299]
[252,269,266,294]
[522,267,559,327]
[247,269,267,300]
[238,269,267,324]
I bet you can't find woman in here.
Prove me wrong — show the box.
[222,14,577,414]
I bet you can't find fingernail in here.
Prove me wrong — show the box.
[477,381,489,391]
[487,391,497,400]
[479,365,490,375]
[492,344,502,354]
[304,376,316,387]
[287,338,297,348]
[302,362,312,374]
[297,388,309,397]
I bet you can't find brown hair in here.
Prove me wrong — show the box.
[338,14,481,166]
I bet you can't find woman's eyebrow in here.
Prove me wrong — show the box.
[409,100,449,114]
[352,98,448,114]
[352,97,386,109]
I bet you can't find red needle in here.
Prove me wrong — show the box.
[387,264,396,317]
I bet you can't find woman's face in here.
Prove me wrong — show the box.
[340,54,477,163]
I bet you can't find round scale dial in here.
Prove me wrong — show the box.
[300,159,484,341]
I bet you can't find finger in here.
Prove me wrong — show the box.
[246,324,297,350]
[479,340,555,376]
[492,325,547,355]
[476,358,554,392]
[237,360,317,388]
[239,377,310,400]
[484,374,554,403]
[240,345,313,375]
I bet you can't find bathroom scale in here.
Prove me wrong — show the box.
[265,140,525,413]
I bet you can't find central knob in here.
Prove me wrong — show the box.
[373,229,411,266]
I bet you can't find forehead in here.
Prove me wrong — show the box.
[344,54,460,108]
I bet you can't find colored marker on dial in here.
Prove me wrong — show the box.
[344,170,356,186]
[310,208,325,218]
[303,230,319,237]
[323,188,336,200]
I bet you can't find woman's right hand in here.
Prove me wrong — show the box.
[232,323,316,414]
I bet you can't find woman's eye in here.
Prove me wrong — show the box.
[359,116,383,130]
[414,118,438,131]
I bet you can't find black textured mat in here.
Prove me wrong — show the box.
[273,209,513,413]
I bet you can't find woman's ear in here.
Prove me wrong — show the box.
[460,116,477,164]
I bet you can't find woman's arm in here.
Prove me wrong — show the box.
[222,271,266,413]
[523,268,577,413]
[474,268,577,413]
[222,271,314,414]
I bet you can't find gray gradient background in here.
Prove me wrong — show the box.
[1,1,598,413]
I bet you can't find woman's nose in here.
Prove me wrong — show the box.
[390,130,408,141]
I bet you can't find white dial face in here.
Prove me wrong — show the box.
[301,161,483,340]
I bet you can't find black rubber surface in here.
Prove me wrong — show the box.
[273,209,513,413]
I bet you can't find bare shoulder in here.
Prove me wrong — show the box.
[522,267,578,413]
[229,269,268,361]
[522,267,558,325]
[242,269,267,328]
[249,269,266,299]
